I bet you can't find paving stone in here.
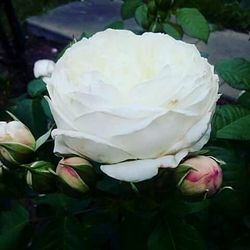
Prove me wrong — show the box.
[195,30,250,99]
[26,0,140,43]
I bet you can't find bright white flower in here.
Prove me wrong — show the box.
[34,29,219,182]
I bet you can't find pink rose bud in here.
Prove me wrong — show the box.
[56,157,96,194]
[178,156,223,197]
[0,121,35,166]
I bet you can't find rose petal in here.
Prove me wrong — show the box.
[111,110,199,158]
[52,129,135,163]
[100,149,188,182]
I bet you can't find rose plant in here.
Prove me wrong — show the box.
[34,29,219,183]
[1,27,250,250]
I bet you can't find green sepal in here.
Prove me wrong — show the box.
[0,142,35,165]
[174,164,195,187]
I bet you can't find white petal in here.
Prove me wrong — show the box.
[52,129,134,163]
[190,125,211,152]
[73,107,165,138]
[168,112,212,153]
[45,97,76,130]
[100,149,188,182]
[111,110,198,158]
[34,60,55,78]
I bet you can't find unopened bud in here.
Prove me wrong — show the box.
[0,121,35,167]
[26,161,56,193]
[178,156,223,197]
[56,157,96,195]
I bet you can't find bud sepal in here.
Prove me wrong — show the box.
[25,161,56,193]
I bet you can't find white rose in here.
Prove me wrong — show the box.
[34,29,219,182]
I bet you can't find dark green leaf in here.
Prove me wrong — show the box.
[11,98,48,138]
[149,21,162,33]
[120,213,151,250]
[215,58,250,90]
[27,79,47,97]
[34,193,91,213]
[135,4,149,29]
[31,216,88,250]
[176,8,209,42]
[0,204,29,250]
[40,98,53,120]
[121,0,142,20]
[212,105,250,140]
[206,146,248,192]
[148,217,205,250]
[238,91,250,109]
[163,23,182,40]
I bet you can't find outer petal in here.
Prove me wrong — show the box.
[100,149,188,182]
[52,129,135,163]
[167,112,212,153]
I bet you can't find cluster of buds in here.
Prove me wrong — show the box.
[0,120,97,195]
[0,120,223,198]
[177,156,223,198]
[0,121,35,167]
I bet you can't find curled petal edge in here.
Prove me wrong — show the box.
[100,149,188,182]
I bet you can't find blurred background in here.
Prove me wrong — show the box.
[0,0,249,105]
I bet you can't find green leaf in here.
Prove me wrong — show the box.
[31,216,89,250]
[174,164,193,187]
[6,111,20,122]
[215,58,250,90]
[105,20,124,29]
[135,4,149,29]
[148,217,205,250]
[41,98,53,120]
[162,23,182,40]
[0,204,29,250]
[120,213,151,250]
[34,193,91,213]
[11,98,48,138]
[176,8,209,42]
[27,79,47,97]
[212,105,250,140]
[121,0,142,20]
[206,146,247,191]
[149,21,162,33]
[238,91,250,109]
[35,127,53,151]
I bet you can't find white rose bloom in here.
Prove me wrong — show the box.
[34,29,219,182]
